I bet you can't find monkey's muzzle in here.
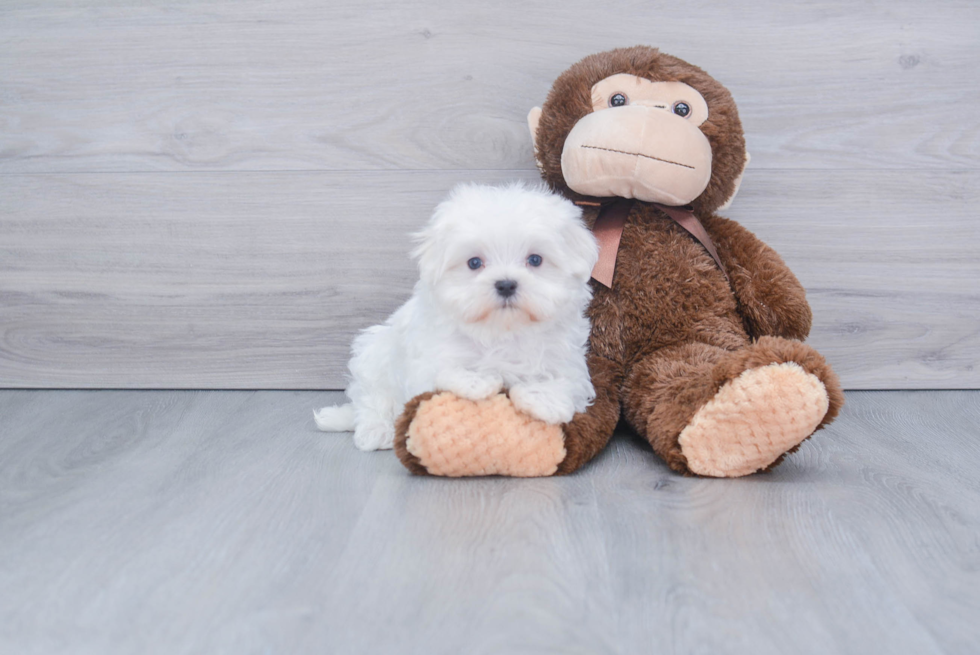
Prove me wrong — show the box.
[560,105,713,205]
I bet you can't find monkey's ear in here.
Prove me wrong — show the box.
[527,107,542,149]
[718,152,751,211]
[527,107,543,169]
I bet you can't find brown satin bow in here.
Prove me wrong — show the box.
[580,199,729,288]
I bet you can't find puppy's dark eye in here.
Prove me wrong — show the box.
[467,257,483,270]
[609,93,628,107]
[672,101,691,118]
[527,254,543,267]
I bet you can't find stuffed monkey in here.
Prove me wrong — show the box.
[393,46,843,478]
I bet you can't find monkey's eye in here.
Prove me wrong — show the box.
[672,101,691,118]
[609,93,628,107]
[467,257,483,270]
[527,254,543,267]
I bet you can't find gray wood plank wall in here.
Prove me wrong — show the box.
[1,0,978,389]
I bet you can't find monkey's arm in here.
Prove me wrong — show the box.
[702,214,812,341]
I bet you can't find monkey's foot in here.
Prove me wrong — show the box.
[678,362,829,477]
[394,392,565,477]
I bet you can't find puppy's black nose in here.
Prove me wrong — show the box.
[495,279,518,298]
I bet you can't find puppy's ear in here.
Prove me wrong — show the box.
[410,225,440,286]
[411,212,452,286]
[413,184,477,285]
[559,204,599,282]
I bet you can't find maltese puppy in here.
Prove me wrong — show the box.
[313,182,599,451]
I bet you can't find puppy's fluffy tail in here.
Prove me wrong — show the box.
[313,403,356,432]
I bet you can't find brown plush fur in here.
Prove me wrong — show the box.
[396,46,843,476]
[394,392,436,476]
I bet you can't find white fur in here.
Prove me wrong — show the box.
[314,182,599,451]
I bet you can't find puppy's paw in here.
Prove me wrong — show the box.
[353,421,395,451]
[435,369,504,401]
[509,383,576,425]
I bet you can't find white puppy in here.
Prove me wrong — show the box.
[314,182,599,451]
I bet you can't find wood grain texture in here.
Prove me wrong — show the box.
[1,0,978,389]
[2,169,977,389]
[0,0,977,173]
[0,389,977,653]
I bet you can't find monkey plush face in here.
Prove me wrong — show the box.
[560,73,713,205]
[528,47,749,215]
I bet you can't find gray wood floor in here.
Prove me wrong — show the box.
[1,390,977,654]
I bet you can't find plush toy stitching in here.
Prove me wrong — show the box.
[580,144,695,170]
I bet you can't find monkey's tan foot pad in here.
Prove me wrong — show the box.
[403,392,566,477]
[678,362,829,478]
